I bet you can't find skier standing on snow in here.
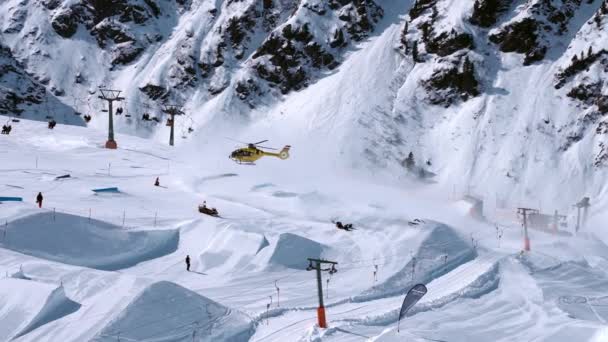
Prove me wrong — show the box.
[154,177,160,186]
[36,192,43,208]
[185,255,191,271]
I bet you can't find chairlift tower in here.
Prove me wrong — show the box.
[98,88,124,149]
[575,197,591,233]
[162,105,184,146]
[306,258,338,329]
[517,208,536,252]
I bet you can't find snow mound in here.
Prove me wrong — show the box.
[0,279,80,341]
[355,223,477,302]
[0,212,179,270]
[96,281,253,342]
[268,233,329,270]
[200,228,269,272]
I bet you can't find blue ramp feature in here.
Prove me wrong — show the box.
[92,187,119,193]
[0,197,23,202]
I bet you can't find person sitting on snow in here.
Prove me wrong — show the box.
[336,221,355,231]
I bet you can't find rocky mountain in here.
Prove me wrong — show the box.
[2,0,608,208]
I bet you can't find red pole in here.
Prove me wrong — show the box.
[315,263,327,328]
[317,307,327,328]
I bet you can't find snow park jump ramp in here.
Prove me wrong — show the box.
[353,223,477,302]
[0,278,80,341]
[95,281,253,342]
[0,212,179,271]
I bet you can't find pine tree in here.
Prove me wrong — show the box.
[400,22,409,52]
[404,152,415,171]
[412,41,419,62]
[330,28,345,48]
[421,24,430,42]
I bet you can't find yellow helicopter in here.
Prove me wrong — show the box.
[228,139,291,164]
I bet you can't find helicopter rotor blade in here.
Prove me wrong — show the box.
[225,137,249,145]
[257,145,278,150]
[253,140,269,145]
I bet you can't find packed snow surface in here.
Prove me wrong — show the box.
[1,108,607,342]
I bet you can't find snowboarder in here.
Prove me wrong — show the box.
[185,255,191,271]
[48,120,56,129]
[154,177,160,186]
[36,192,43,208]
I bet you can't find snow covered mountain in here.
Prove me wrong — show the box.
[4,2,608,341]
[2,0,608,213]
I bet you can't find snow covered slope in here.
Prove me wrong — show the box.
[3,1,608,341]
[0,117,607,341]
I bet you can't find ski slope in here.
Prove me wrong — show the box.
[0,112,608,342]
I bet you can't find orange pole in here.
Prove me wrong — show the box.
[317,307,327,328]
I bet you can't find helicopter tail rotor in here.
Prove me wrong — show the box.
[279,145,291,160]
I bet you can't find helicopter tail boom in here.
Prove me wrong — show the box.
[263,145,290,159]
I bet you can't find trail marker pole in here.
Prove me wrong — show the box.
[411,256,416,281]
[266,302,270,325]
[275,280,280,307]
[122,211,125,228]
[154,212,158,227]
[306,258,338,329]
[373,264,378,283]
[191,321,198,342]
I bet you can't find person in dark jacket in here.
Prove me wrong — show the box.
[154,177,160,186]
[335,221,355,231]
[36,192,43,208]
[185,255,191,271]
